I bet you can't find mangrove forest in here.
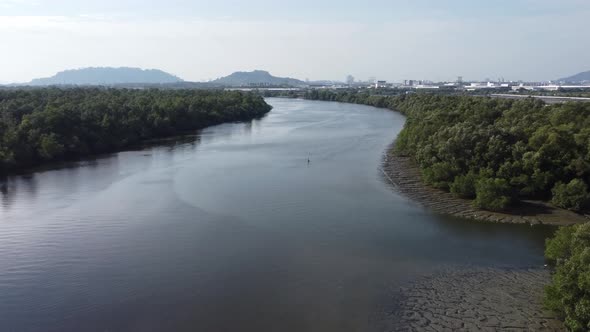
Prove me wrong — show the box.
[0,88,271,174]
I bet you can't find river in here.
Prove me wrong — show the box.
[0,98,553,331]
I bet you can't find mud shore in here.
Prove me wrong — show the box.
[380,146,572,331]
[384,266,564,331]
[382,147,588,226]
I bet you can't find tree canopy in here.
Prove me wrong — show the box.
[305,90,590,212]
[304,89,590,328]
[545,223,590,331]
[0,88,271,174]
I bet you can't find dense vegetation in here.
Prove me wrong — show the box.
[305,90,590,212]
[545,223,590,331]
[508,89,590,98]
[304,90,590,329]
[0,88,271,174]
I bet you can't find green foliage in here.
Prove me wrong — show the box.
[450,172,478,199]
[422,162,457,191]
[545,223,590,331]
[474,177,512,211]
[545,226,577,263]
[552,179,590,212]
[304,90,590,212]
[38,133,64,160]
[0,88,271,173]
[304,86,590,331]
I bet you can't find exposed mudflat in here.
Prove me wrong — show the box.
[380,147,573,331]
[384,267,564,331]
[382,148,588,226]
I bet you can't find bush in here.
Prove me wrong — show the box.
[545,223,590,331]
[473,177,512,211]
[552,179,590,212]
[450,172,478,199]
[422,162,457,191]
[38,133,64,160]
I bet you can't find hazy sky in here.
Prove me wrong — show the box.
[1,0,589,83]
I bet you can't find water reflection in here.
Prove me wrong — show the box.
[0,174,39,211]
[0,133,209,217]
[0,180,13,209]
[0,98,553,332]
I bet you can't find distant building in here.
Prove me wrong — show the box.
[512,84,590,91]
[375,80,387,88]
[464,82,512,91]
[403,80,427,87]
[247,82,272,87]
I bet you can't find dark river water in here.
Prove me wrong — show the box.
[0,98,553,331]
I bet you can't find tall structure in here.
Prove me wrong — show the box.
[346,75,355,85]
[457,76,463,84]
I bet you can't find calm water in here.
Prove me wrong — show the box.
[0,98,553,332]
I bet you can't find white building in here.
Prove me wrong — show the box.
[512,84,590,91]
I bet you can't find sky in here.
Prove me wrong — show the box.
[0,0,589,83]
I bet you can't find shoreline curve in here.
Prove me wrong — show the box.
[381,143,588,226]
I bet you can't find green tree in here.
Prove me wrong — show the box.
[552,179,590,212]
[450,172,478,199]
[0,88,271,174]
[473,177,512,211]
[422,162,458,191]
[301,92,590,211]
[545,223,590,331]
[38,133,64,160]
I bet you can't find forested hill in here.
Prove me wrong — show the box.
[558,70,590,83]
[212,70,305,86]
[304,90,590,213]
[0,88,271,174]
[29,67,183,86]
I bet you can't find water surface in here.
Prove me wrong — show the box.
[0,98,552,331]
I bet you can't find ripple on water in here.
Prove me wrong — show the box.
[0,99,556,332]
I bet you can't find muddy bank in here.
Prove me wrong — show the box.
[379,147,569,330]
[383,267,564,331]
[382,147,588,226]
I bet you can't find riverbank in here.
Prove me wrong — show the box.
[382,146,589,226]
[384,266,564,331]
[0,88,272,176]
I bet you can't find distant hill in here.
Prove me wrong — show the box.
[211,70,305,87]
[558,70,590,83]
[29,67,183,86]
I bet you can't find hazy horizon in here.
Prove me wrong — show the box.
[1,0,589,83]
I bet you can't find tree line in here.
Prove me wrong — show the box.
[304,90,590,213]
[303,89,590,329]
[0,88,271,174]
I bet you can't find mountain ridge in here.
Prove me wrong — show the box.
[558,70,590,83]
[29,67,183,86]
[211,70,305,86]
